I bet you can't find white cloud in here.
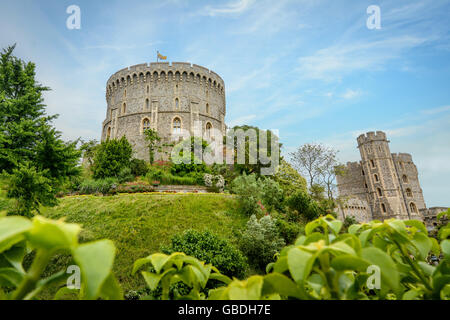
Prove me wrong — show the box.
[421,105,450,115]
[340,89,362,100]
[227,114,257,127]
[202,0,255,17]
[296,36,428,81]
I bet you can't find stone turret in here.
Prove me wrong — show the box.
[337,131,426,222]
[101,62,227,161]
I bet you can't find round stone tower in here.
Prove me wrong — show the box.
[101,62,226,161]
[357,131,409,220]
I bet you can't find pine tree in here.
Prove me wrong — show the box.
[0,45,81,215]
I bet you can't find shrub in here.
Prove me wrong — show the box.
[239,215,285,271]
[231,173,283,215]
[92,137,132,179]
[275,217,304,245]
[287,190,320,221]
[274,159,307,196]
[117,167,134,184]
[261,177,284,212]
[129,158,149,177]
[230,173,265,216]
[161,230,248,279]
[79,178,118,195]
[3,163,57,217]
[203,174,225,193]
[146,170,198,186]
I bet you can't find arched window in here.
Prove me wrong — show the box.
[175,98,179,110]
[406,188,412,197]
[362,170,365,176]
[381,203,387,213]
[402,175,408,183]
[172,117,181,134]
[374,174,379,182]
[206,122,212,138]
[142,118,151,132]
[147,85,149,93]
[206,103,210,114]
[122,103,126,114]
[124,89,127,98]
[410,202,418,213]
[106,127,111,140]
[370,160,375,168]
[377,188,382,197]
[145,98,149,110]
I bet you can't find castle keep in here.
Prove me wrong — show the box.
[102,62,226,161]
[336,131,425,222]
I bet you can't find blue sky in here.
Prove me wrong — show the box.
[0,0,449,206]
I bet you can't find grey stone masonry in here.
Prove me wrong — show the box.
[337,131,426,222]
[101,62,226,161]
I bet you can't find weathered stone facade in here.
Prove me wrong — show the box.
[101,62,226,161]
[337,131,425,222]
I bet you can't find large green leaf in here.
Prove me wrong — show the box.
[287,247,314,283]
[1,241,27,272]
[73,240,115,300]
[331,255,370,272]
[0,216,31,253]
[26,216,80,251]
[0,267,24,287]
[262,272,303,299]
[405,220,428,235]
[361,247,400,293]
[441,240,450,257]
[411,232,432,260]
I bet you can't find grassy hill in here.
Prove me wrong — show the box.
[40,193,246,294]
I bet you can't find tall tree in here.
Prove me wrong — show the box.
[290,143,343,200]
[0,45,81,214]
[289,143,329,190]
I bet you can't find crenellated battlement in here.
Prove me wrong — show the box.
[357,131,388,146]
[345,161,362,170]
[392,153,413,161]
[106,62,225,97]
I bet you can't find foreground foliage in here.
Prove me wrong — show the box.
[0,215,122,300]
[162,230,248,279]
[137,215,450,300]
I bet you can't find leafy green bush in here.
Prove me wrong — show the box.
[0,215,122,300]
[261,177,284,212]
[274,159,307,196]
[135,215,450,300]
[3,163,57,217]
[239,215,285,271]
[146,170,198,186]
[231,173,284,215]
[275,217,304,245]
[129,159,149,177]
[92,137,132,179]
[286,190,320,221]
[117,167,134,184]
[161,230,248,279]
[79,178,118,195]
[132,252,230,300]
[230,173,265,216]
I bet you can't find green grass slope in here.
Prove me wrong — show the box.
[41,193,246,293]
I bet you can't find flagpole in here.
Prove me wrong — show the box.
[157,50,159,62]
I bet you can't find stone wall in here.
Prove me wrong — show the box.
[101,62,226,161]
[337,131,427,222]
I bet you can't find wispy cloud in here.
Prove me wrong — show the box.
[340,89,362,100]
[227,114,257,127]
[421,105,450,115]
[202,0,255,17]
[296,36,428,81]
